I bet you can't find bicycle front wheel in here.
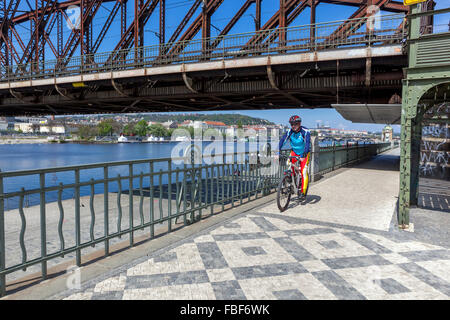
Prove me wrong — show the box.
[277,175,292,212]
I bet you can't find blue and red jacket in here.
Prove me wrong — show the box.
[279,126,311,157]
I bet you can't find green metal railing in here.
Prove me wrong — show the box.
[1,14,406,83]
[0,141,397,296]
[318,142,395,175]
[0,151,283,296]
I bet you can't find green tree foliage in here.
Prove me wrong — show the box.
[97,119,114,136]
[77,125,96,140]
[122,123,135,136]
[177,126,194,138]
[148,124,169,137]
[133,120,149,137]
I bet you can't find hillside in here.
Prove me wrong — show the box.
[142,113,275,126]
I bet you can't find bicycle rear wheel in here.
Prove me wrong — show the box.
[277,176,292,212]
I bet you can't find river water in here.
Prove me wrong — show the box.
[0,141,265,210]
[0,139,362,210]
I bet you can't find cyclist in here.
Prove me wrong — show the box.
[278,115,311,200]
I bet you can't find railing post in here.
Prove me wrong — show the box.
[332,141,336,171]
[363,141,366,159]
[74,169,81,267]
[168,160,172,232]
[150,162,155,237]
[129,164,134,247]
[346,141,349,166]
[104,166,109,257]
[0,170,6,297]
[190,142,196,223]
[39,173,48,279]
[356,141,359,162]
[310,136,320,182]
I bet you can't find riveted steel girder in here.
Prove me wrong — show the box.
[398,4,450,229]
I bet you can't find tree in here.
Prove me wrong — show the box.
[122,123,135,136]
[77,125,96,140]
[177,126,194,138]
[237,120,243,129]
[97,120,114,136]
[133,119,149,137]
[148,124,169,137]
[107,119,122,135]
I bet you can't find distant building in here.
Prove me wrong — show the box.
[204,121,228,134]
[40,125,66,134]
[180,120,193,127]
[382,125,393,142]
[14,123,34,133]
[0,121,8,131]
[15,117,48,125]
[226,127,236,138]
[179,120,205,130]
[162,121,178,129]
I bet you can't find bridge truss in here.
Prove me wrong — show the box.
[0,0,409,115]
[0,0,408,69]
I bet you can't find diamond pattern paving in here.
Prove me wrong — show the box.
[56,213,450,300]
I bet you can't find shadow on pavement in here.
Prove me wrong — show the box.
[286,194,321,210]
[354,154,400,172]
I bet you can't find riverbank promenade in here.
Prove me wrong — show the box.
[3,148,450,300]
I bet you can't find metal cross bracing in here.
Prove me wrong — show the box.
[0,0,409,68]
[0,0,409,115]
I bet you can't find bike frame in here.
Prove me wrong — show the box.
[283,156,303,195]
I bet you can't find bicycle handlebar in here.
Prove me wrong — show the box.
[279,155,304,160]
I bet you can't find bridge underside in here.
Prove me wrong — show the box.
[0,53,406,116]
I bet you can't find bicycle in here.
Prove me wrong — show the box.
[276,154,309,212]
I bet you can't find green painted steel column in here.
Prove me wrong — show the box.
[410,116,423,206]
[399,96,412,227]
[398,4,419,228]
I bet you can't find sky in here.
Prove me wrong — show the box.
[14,0,450,133]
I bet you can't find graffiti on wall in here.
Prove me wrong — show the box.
[420,103,450,180]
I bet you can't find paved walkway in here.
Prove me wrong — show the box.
[7,149,450,300]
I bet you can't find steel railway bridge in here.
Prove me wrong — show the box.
[0,0,410,116]
[0,1,449,228]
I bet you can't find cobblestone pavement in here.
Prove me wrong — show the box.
[53,207,450,300]
[3,194,176,283]
[41,150,450,300]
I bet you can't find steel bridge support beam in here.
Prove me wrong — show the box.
[267,61,308,107]
[256,0,261,31]
[310,0,316,47]
[202,0,211,58]
[398,4,449,229]
[279,0,287,48]
[160,0,165,54]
